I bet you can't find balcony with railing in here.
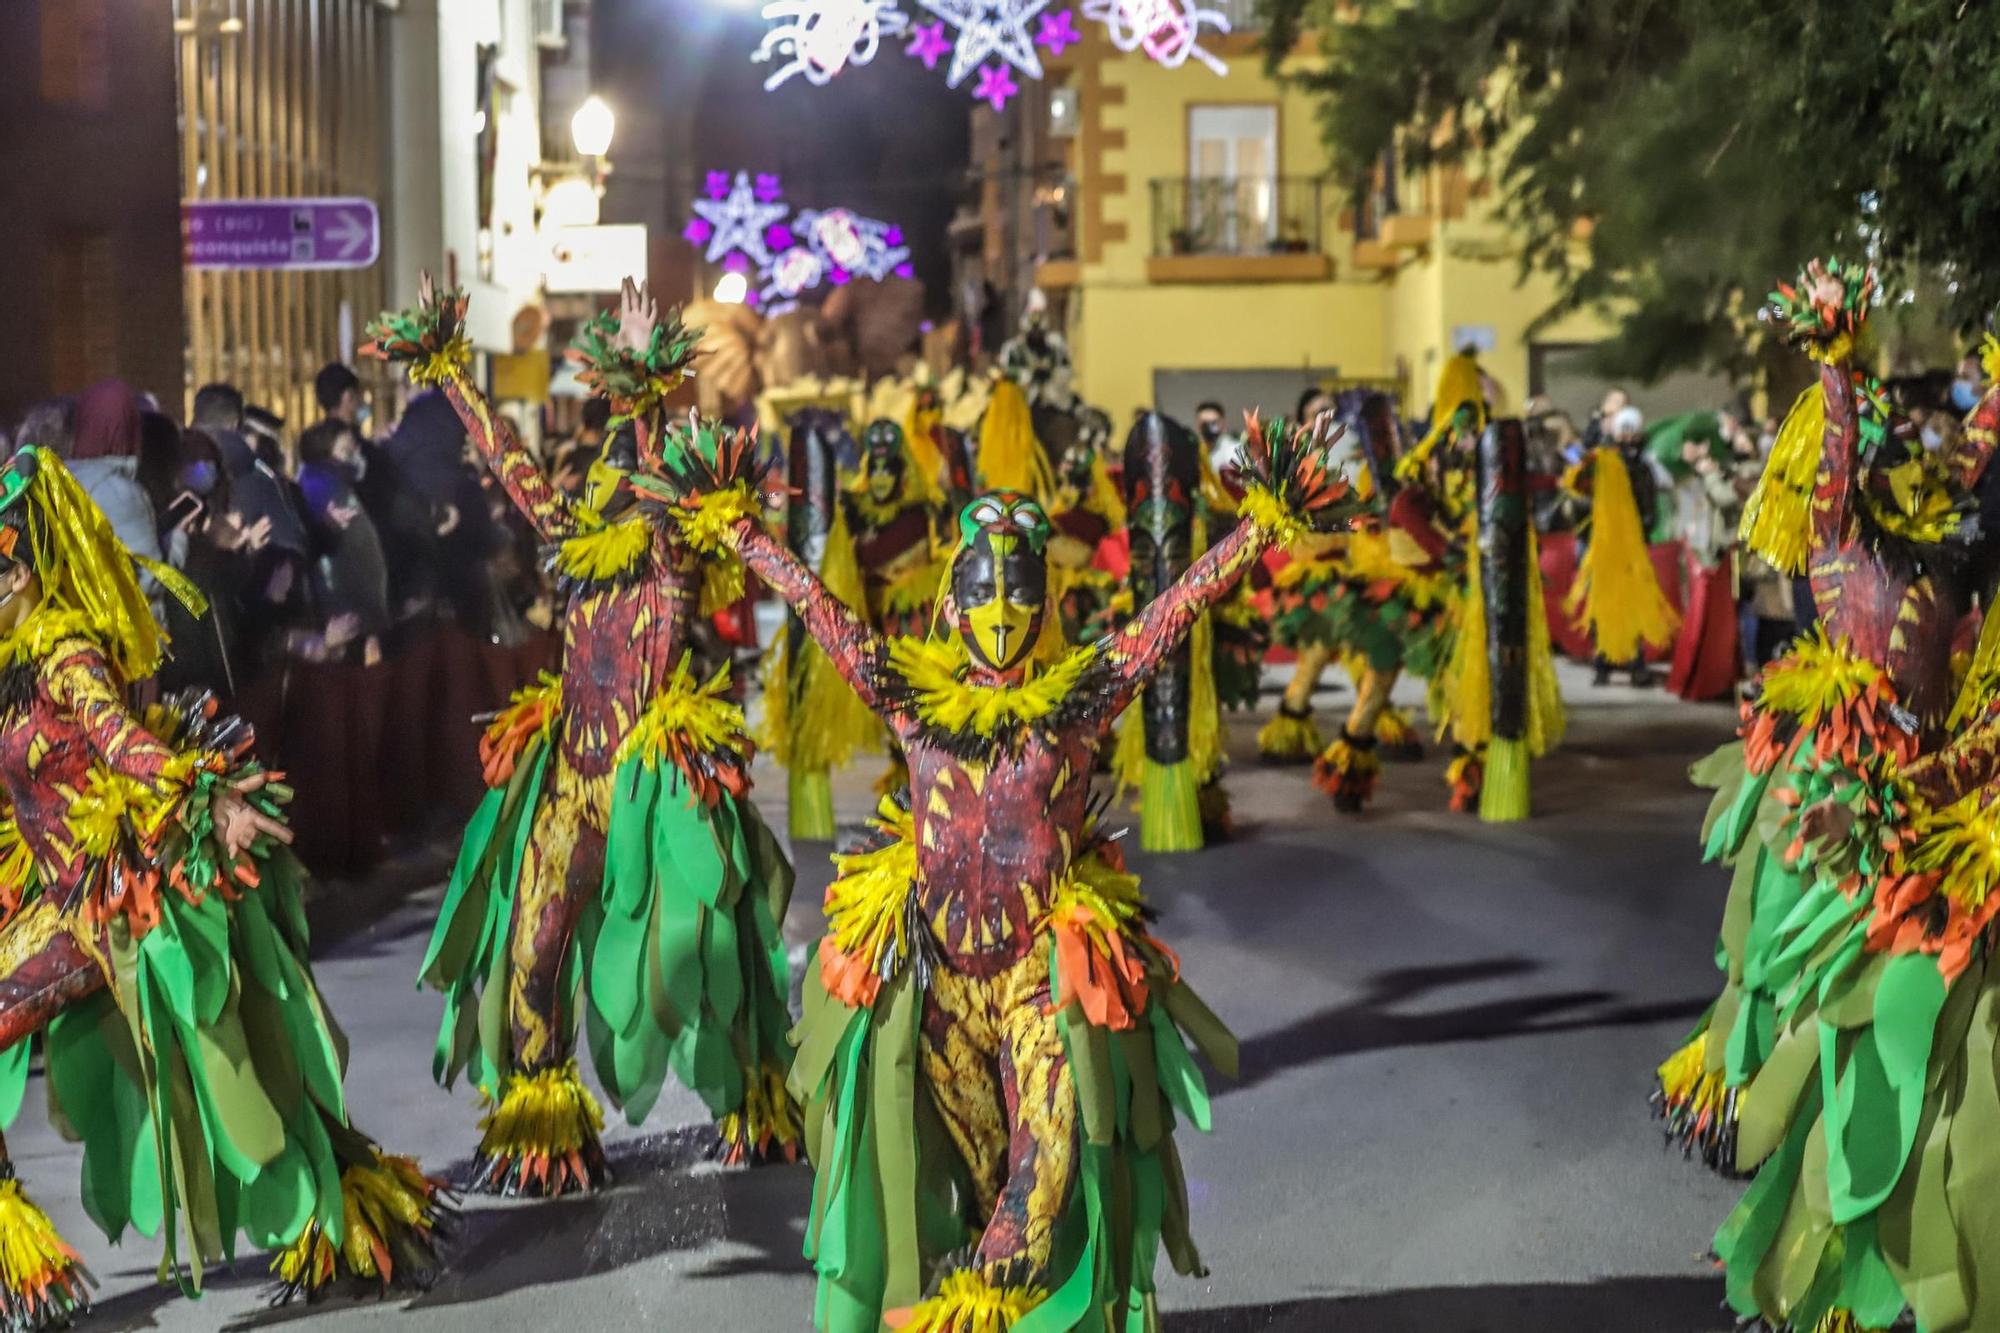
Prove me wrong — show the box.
[1147,177,1334,283]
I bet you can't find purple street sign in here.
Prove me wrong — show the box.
[182,197,380,271]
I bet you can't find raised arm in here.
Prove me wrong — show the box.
[1812,358,1863,557]
[736,521,894,711]
[363,278,573,541]
[1098,413,1359,718]
[441,377,574,540]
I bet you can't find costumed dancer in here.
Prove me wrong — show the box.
[1564,405,1678,687]
[641,409,1357,1333]
[1112,414,1225,851]
[1311,368,1479,812]
[1045,406,1125,646]
[0,446,446,1325]
[762,409,879,840]
[847,420,948,641]
[1655,259,2000,1333]
[1439,420,1565,822]
[366,277,800,1191]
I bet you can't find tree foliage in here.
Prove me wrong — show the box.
[1261,0,2000,378]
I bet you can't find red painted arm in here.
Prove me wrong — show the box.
[43,641,177,786]
[1387,489,1451,563]
[1097,520,1267,718]
[441,378,575,542]
[1813,361,1862,559]
[735,521,893,712]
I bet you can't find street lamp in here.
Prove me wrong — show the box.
[571,96,616,159]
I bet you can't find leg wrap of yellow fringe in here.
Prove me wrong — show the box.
[789,768,835,842]
[470,1060,610,1197]
[1256,706,1323,764]
[889,1261,1050,1333]
[0,1177,90,1331]
[1139,759,1205,853]
[1445,749,1484,815]
[271,1151,453,1300]
[1374,706,1425,761]
[1566,450,1680,663]
[1652,1029,1744,1175]
[716,1062,804,1166]
[1478,736,1531,822]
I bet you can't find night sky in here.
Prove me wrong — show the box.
[593,0,974,316]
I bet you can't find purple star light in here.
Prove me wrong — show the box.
[754,172,784,203]
[683,217,714,246]
[973,62,1019,111]
[722,251,751,274]
[906,21,951,70]
[884,225,905,246]
[1036,9,1080,55]
[704,171,731,201]
[894,261,916,279]
[766,223,797,251]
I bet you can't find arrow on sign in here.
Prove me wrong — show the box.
[327,209,372,261]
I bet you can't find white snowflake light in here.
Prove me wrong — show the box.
[795,207,914,283]
[755,0,910,90]
[915,0,1049,90]
[687,170,792,267]
[1082,0,1228,74]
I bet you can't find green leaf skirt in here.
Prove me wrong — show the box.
[422,733,797,1132]
[1676,733,2000,1333]
[790,939,1236,1333]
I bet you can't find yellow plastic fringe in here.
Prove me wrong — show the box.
[1139,758,1204,853]
[1238,483,1306,550]
[1900,794,2000,915]
[887,636,1096,735]
[1738,383,1824,577]
[1316,735,1381,787]
[1256,711,1323,761]
[976,379,1054,501]
[554,516,651,583]
[716,1062,802,1164]
[894,1266,1050,1333]
[476,1061,605,1166]
[1397,353,1487,485]
[271,1153,442,1292]
[614,659,748,768]
[823,798,920,977]
[1565,449,1680,662]
[1374,707,1416,749]
[411,336,473,387]
[1758,630,1881,728]
[760,506,878,773]
[669,484,761,555]
[787,769,835,842]
[699,555,746,616]
[1479,736,1531,822]
[0,1178,86,1312]
[1440,527,1565,756]
[901,395,948,506]
[1086,451,1126,529]
[12,452,167,681]
[1108,610,1220,795]
[1949,607,2000,729]
[1655,1031,1734,1131]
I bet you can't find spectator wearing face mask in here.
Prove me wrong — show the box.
[149,426,263,701]
[285,418,392,876]
[1195,398,1241,473]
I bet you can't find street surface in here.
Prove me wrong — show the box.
[20,667,1749,1332]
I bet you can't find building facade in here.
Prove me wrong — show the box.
[1006,19,1625,426]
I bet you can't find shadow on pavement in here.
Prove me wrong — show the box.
[1229,958,1710,1095]
[1163,1274,1728,1332]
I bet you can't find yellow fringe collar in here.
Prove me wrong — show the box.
[553,515,652,584]
[0,609,102,673]
[887,635,1096,737]
[1758,630,1884,728]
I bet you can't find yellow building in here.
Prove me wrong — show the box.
[1029,18,1622,426]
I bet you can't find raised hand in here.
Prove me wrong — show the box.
[613,277,660,355]
[215,771,294,858]
[1238,411,1363,542]
[362,272,471,384]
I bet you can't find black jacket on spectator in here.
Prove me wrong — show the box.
[382,392,507,633]
[298,458,392,650]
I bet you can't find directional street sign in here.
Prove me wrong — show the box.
[181,197,381,271]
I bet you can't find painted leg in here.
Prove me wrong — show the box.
[902,957,1076,1332]
[1256,644,1330,764]
[471,786,611,1196]
[0,902,102,1327]
[1313,666,1397,811]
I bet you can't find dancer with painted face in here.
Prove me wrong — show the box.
[642,413,1358,1332]
[0,447,445,1326]
[847,420,947,641]
[365,277,799,1194]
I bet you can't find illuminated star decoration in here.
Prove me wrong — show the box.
[905,19,951,69]
[755,0,910,90]
[688,170,792,266]
[1082,0,1227,74]
[973,62,1019,110]
[793,207,914,283]
[916,0,1048,90]
[1035,8,1079,54]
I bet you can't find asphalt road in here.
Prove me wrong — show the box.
[16,667,1751,1332]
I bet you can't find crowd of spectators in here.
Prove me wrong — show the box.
[2,370,561,878]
